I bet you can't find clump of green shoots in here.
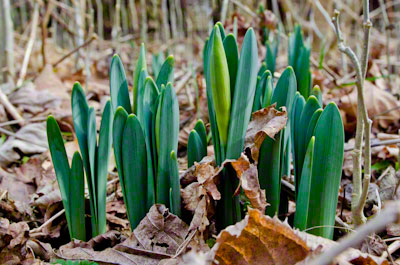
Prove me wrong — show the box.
[291,91,344,239]
[289,25,312,98]
[110,44,180,230]
[187,119,208,168]
[203,22,258,229]
[47,83,112,240]
[251,23,344,239]
[255,66,296,216]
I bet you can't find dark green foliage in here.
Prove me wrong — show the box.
[47,117,86,241]
[110,51,181,230]
[203,23,258,228]
[187,120,207,167]
[71,82,112,237]
[306,103,344,239]
[288,25,312,98]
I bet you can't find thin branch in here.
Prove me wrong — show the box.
[220,0,229,24]
[52,35,97,68]
[0,90,24,126]
[230,0,257,17]
[332,5,372,226]
[344,138,400,152]
[30,209,65,234]
[17,3,39,87]
[307,201,400,265]
[41,1,55,67]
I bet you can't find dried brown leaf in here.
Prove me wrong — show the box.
[0,122,48,166]
[57,205,192,265]
[194,162,221,201]
[181,157,221,234]
[245,105,288,162]
[340,81,400,129]
[122,204,188,255]
[231,154,268,212]
[211,208,309,265]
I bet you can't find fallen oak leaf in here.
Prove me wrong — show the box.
[210,208,309,265]
[245,105,288,162]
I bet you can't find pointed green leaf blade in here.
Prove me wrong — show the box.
[156,83,179,206]
[133,43,147,114]
[223,34,239,97]
[294,136,314,231]
[112,107,129,211]
[169,151,181,216]
[152,52,165,79]
[71,82,90,183]
[311,85,323,106]
[193,119,207,148]
[187,130,207,168]
[46,116,72,234]
[271,66,297,113]
[122,114,148,229]
[204,29,222,165]
[226,27,258,160]
[109,55,132,113]
[296,96,320,187]
[216,21,226,40]
[291,93,305,191]
[87,107,98,236]
[136,69,149,121]
[70,151,86,241]
[210,25,231,153]
[261,74,273,108]
[252,70,271,112]
[156,55,175,88]
[142,77,159,208]
[304,108,322,154]
[96,100,112,235]
[258,134,281,217]
[296,47,311,98]
[307,102,344,239]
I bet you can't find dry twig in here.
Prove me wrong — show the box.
[332,1,372,226]
[307,201,400,265]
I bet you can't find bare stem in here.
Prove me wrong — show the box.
[307,201,400,265]
[52,35,97,68]
[332,2,372,227]
[17,3,40,87]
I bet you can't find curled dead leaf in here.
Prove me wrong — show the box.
[245,105,287,162]
[181,157,221,234]
[231,154,268,213]
[195,162,221,201]
[0,218,30,250]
